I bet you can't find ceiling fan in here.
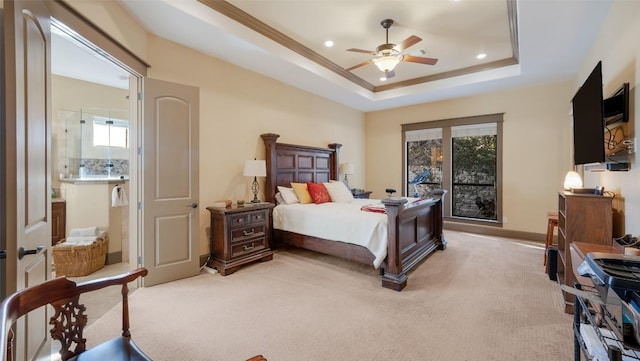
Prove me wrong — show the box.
[346,19,438,79]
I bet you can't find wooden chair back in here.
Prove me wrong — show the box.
[1,268,148,361]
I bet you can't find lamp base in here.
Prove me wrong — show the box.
[251,176,260,203]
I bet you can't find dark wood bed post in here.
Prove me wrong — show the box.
[431,189,448,250]
[380,198,409,291]
[327,143,341,180]
[261,133,280,203]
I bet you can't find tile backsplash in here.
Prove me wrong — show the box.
[69,158,128,177]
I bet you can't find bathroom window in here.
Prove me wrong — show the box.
[93,117,129,148]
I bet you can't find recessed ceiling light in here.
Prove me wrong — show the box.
[380,76,387,82]
[476,53,487,59]
[324,40,334,48]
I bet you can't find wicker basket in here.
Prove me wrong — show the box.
[53,236,107,277]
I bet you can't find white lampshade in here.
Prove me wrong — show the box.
[563,171,583,190]
[243,159,266,177]
[372,55,401,73]
[340,163,355,175]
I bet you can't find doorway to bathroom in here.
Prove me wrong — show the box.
[50,19,135,282]
[48,13,201,288]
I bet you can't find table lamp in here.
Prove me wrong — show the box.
[339,163,354,190]
[244,159,267,203]
[563,171,583,190]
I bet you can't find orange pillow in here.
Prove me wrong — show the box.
[306,182,332,204]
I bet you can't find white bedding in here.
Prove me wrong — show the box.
[272,199,389,268]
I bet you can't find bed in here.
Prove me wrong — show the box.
[261,133,446,291]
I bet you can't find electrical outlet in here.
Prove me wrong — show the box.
[503,217,508,223]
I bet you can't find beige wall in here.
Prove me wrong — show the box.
[579,1,640,236]
[365,81,574,234]
[65,0,148,61]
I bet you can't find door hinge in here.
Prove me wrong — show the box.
[138,92,143,101]
[138,202,143,210]
[138,256,143,265]
[137,146,142,155]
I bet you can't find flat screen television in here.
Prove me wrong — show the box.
[572,61,605,165]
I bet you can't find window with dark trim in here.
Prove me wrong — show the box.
[402,113,503,224]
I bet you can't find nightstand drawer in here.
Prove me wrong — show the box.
[248,210,267,224]
[230,213,250,227]
[352,191,372,199]
[229,210,267,227]
[231,238,266,258]
[230,224,266,243]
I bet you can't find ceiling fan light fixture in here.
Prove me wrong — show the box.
[373,54,401,73]
[345,18,437,76]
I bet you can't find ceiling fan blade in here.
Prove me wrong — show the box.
[347,48,376,55]
[403,55,438,65]
[395,35,422,52]
[345,59,372,71]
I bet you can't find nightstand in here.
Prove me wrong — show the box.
[352,191,372,199]
[206,202,274,276]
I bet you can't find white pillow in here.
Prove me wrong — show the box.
[277,186,300,204]
[274,192,286,205]
[323,181,354,203]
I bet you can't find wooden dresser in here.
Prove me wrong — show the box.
[556,191,613,313]
[206,202,274,276]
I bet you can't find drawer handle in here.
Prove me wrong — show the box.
[242,229,255,236]
[243,243,255,251]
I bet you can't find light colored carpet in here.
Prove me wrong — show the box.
[83,231,574,361]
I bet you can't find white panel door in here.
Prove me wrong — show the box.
[2,0,52,359]
[142,78,199,286]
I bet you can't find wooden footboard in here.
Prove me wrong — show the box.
[261,133,445,291]
[380,191,446,291]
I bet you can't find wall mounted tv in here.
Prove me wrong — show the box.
[572,61,605,165]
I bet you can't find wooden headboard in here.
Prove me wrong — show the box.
[261,133,341,203]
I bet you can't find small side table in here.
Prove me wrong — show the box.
[206,202,274,276]
[352,191,372,199]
